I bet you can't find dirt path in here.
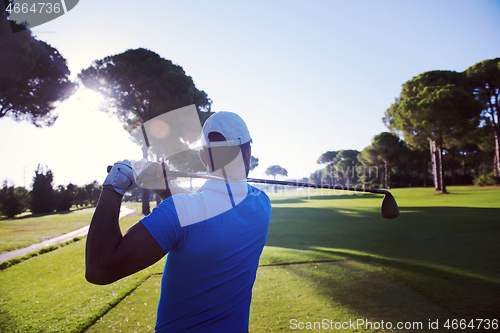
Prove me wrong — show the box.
[0,206,135,263]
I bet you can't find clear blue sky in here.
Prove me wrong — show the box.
[1,0,499,188]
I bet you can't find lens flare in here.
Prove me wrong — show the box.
[150,120,171,139]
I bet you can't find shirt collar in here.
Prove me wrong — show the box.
[197,179,249,195]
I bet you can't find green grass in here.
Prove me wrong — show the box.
[1,188,499,332]
[0,202,155,254]
[123,201,158,213]
[248,261,468,332]
[85,261,466,333]
[260,186,500,325]
[82,186,500,332]
[0,237,83,271]
[85,275,162,333]
[0,208,95,253]
[0,216,165,333]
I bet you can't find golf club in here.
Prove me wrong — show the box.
[107,166,400,219]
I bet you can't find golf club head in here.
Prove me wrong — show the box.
[381,193,399,219]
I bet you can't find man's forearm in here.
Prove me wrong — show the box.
[85,185,123,282]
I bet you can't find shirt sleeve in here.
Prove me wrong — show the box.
[139,197,181,254]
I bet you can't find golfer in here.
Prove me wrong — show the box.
[86,112,272,333]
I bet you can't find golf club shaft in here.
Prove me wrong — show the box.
[246,178,391,196]
[107,166,391,196]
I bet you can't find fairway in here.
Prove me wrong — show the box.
[0,186,499,332]
[0,208,95,253]
[89,261,465,333]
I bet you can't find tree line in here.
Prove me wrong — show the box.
[0,165,101,218]
[309,58,499,193]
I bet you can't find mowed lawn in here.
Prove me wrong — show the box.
[0,186,499,332]
[259,186,500,330]
[0,208,95,253]
[0,215,166,333]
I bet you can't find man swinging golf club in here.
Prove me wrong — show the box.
[86,111,272,333]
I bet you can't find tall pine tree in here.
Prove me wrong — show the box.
[31,165,55,214]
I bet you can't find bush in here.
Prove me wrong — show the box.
[38,245,59,254]
[474,172,500,186]
[0,184,27,218]
[0,237,82,271]
[55,188,72,211]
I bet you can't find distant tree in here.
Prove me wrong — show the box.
[249,155,259,171]
[317,151,339,185]
[0,5,76,126]
[55,185,72,212]
[369,132,406,188]
[465,58,500,176]
[30,165,55,214]
[84,183,94,206]
[0,182,27,217]
[332,150,360,187]
[66,183,77,206]
[358,141,416,189]
[407,147,432,187]
[459,143,481,178]
[79,48,212,215]
[84,181,101,207]
[14,186,30,211]
[264,165,288,193]
[472,124,497,179]
[317,151,338,164]
[309,169,323,185]
[358,146,383,188]
[320,163,335,186]
[75,185,88,207]
[443,130,482,185]
[265,165,288,179]
[384,70,482,193]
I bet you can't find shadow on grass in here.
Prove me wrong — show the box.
[265,205,500,323]
[281,261,466,330]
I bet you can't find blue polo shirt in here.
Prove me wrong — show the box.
[140,180,271,333]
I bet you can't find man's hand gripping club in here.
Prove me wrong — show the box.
[131,158,174,200]
[103,158,189,199]
[103,160,137,196]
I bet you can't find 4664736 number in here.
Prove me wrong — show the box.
[444,318,498,330]
[6,2,62,14]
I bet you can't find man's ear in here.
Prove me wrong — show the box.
[244,145,252,164]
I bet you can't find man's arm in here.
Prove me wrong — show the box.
[85,186,165,285]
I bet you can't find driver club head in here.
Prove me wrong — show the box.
[381,193,400,219]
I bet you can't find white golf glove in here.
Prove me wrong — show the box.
[103,160,137,195]
[131,158,171,190]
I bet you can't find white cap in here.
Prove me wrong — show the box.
[201,111,252,148]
